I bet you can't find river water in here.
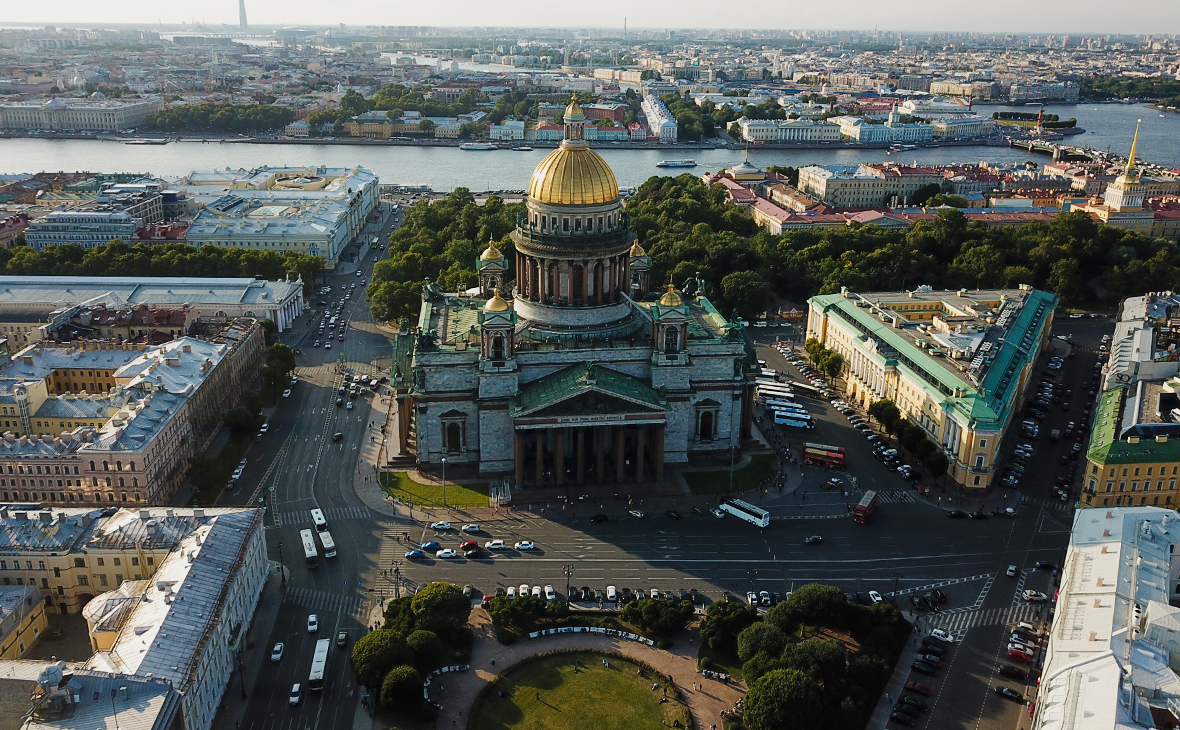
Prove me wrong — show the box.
[0,103,1175,190]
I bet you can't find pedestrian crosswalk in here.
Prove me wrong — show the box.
[875,490,915,504]
[929,604,1042,639]
[1020,495,1075,514]
[283,586,366,617]
[889,572,993,598]
[275,505,371,527]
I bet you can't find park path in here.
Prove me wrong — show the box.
[430,610,745,730]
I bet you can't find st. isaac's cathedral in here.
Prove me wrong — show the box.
[404,100,758,486]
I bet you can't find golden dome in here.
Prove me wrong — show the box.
[658,285,683,306]
[480,240,503,260]
[485,287,510,312]
[565,98,585,118]
[629,241,646,257]
[528,145,619,206]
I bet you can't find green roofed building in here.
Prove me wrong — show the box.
[807,285,1057,491]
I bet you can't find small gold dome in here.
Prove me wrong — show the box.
[480,240,503,260]
[565,98,585,118]
[528,146,619,206]
[629,241,646,257]
[485,287,509,312]
[658,285,683,306]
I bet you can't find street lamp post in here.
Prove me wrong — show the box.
[277,541,286,589]
[441,458,447,507]
[892,572,903,597]
[563,564,574,601]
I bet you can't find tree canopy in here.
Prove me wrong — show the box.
[742,669,826,730]
[350,629,414,689]
[410,582,471,637]
[142,103,294,132]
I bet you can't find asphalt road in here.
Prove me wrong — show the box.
[216,259,1112,730]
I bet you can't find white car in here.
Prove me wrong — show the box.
[462,524,480,534]
[259,423,269,433]
[868,591,883,604]
[651,588,661,600]
[606,585,617,602]
[531,585,542,598]
[746,591,758,605]
[506,586,517,600]
[519,583,529,598]
[930,628,955,643]
[307,614,318,632]
[430,521,452,531]
[710,508,725,518]
[282,389,292,398]
[270,642,284,661]
[484,539,507,550]
[514,541,536,551]
[628,509,645,519]
[544,585,556,601]
[289,683,302,706]
[436,549,458,559]
[1006,565,1018,577]
[1023,589,1048,603]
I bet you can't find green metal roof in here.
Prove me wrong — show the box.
[511,362,665,417]
[1086,386,1180,465]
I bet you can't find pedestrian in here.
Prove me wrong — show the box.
[536,691,539,700]
[693,682,696,691]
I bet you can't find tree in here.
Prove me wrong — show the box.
[405,629,446,672]
[822,352,844,379]
[867,400,900,430]
[698,600,757,651]
[923,450,949,480]
[383,596,417,635]
[910,183,944,206]
[350,630,415,689]
[417,119,436,135]
[742,669,825,730]
[1049,258,1086,301]
[737,622,787,662]
[458,122,485,139]
[766,584,848,632]
[379,665,422,711]
[262,343,296,390]
[223,406,260,441]
[487,594,546,632]
[410,582,470,637]
[721,271,774,322]
[620,598,696,639]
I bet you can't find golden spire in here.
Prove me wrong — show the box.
[1125,118,1141,175]
[658,284,683,306]
[485,287,509,312]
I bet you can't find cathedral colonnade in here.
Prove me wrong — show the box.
[513,423,665,487]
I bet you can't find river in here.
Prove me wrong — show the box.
[0,102,1175,190]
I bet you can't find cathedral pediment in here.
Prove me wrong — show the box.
[528,390,662,419]
[510,362,666,420]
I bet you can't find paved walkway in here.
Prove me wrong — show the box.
[410,612,744,730]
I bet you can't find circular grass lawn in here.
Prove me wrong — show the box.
[472,651,690,730]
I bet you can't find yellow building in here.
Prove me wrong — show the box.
[1079,121,1157,234]
[0,585,47,658]
[807,285,1057,490]
[343,111,393,139]
[1082,385,1180,509]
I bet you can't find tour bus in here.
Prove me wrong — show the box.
[773,411,815,429]
[783,379,826,398]
[300,529,320,568]
[853,491,879,524]
[766,399,808,415]
[308,638,331,691]
[802,443,846,471]
[319,531,337,559]
[719,499,771,527]
[755,384,795,404]
[770,407,812,421]
[310,509,329,532]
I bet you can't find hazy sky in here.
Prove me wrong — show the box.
[6,0,1179,36]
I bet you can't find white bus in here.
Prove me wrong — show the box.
[773,412,815,429]
[310,509,328,532]
[319,531,337,558]
[756,386,795,405]
[309,638,331,691]
[300,529,319,568]
[720,499,771,527]
[765,398,805,413]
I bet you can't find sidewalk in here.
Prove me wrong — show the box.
[865,627,925,729]
[376,611,744,730]
[214,564,290,730]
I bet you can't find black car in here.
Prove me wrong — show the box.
[947,510,969,518]
[969,511,989,519]
[930,589,947,603]
[690,506,705,517]
[679,589,691,601]
[920,644,945,658]
[889,712,915,727]
[589,514,609,523]
[911,661,938,675]
[994,686,1023,702]
[463,548,481,559]
[690,589,703,605]
[998,664,1027,679]
[332,432,343,442]
[893,703,918,718]
[1035,561,1056,571]
[665,510,683,521]
[805,535,824,545]
[899,695,927,712]
[922,636,950,649]
[580,586,593,601]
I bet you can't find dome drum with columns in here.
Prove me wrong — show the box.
[404,98,758,487]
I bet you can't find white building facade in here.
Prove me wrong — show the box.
[0,97,164,131]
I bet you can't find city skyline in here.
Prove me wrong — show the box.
[4,0,1179,36]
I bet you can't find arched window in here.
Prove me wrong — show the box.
[104,477,111,487]
[132,478,138,488]
[102,461,109,471]
[664,326,680,353]
[116,461,122,471]
[129,462,135,472]
[118,477,124,488]
[107,493,114,502]
[699,411,715,442]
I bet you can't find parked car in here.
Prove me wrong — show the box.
[271,643,284,661]
[904,681,933,696]
[911,661,938,675]
[995,687,1023,702]
[998,664,1027,679]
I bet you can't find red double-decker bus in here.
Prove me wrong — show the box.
[853,491,878,524]
[802,442,846,471]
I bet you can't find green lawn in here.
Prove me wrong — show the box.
[472,652,688,730]
[684,453,778,496]
[380,471,489,509]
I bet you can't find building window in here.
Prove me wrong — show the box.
[131,557,139,566]
[99,574,108,587]
[978,439,986,448]
[77,575,88,586]
[97,558,104,567]
[73,558,85,568]
[113,558,120,566]
[1119,481,1127,492]
[115,574,123,585]
[146,557,153,566]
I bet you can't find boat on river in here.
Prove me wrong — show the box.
[459,143,499,151]
[656,159,697,168]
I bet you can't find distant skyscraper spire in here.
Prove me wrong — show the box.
[239,0,248,30]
